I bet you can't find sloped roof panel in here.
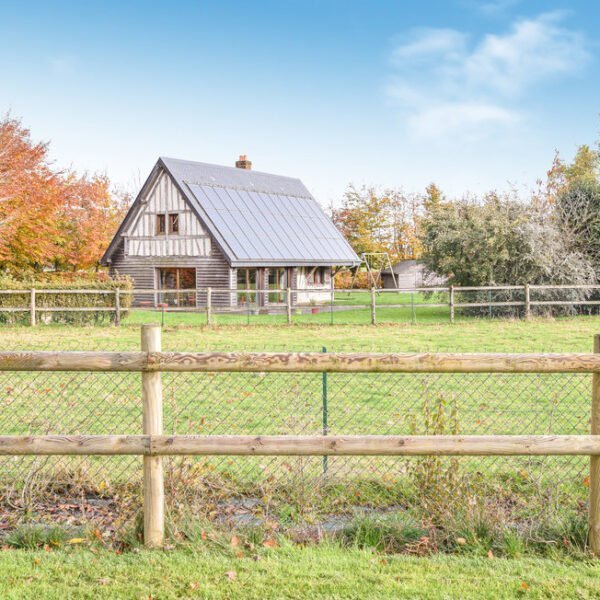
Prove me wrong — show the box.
[184,181,360,267]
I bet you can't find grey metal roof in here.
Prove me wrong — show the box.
[161,157,311,197]
[160,157,360,268]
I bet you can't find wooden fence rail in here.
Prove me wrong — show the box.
[1,283,600,326]
[2,324,600,553]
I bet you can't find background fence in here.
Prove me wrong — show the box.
[2,284,600,327]
[0,326,599,552]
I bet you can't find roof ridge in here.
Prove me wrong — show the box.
[160,156,304,183]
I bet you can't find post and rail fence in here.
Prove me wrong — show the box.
[3,283,600,326]
[1,324,600,551]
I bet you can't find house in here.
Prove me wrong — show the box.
[380,259,446,289]
[101,156,360,308]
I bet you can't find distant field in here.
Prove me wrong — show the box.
[3,313,600,352]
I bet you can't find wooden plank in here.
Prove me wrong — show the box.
[3,350,600,373]
[370,287,376,325]
[0,435,147,455]
[590,334,600,554]
[454,302,525,308]
[30,289,36,327]
[147,351,600,373]
[530,284,600,290]
[206,287,212,326]
[141,324,164,548]
[0,435,597,456]
[531,301,600,306]
[114,289,121,326]
[153,435,600,456]
[0,351,147,372]
[33,307,116,312]
[32,289,116,294]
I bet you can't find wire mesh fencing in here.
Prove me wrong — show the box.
[0,339,593,545]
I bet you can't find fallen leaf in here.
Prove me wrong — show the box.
[520,582,530,590]
[583,476,590,488]
[189,582,200,591]
[487,549,494,559]
[456,537,467,545]
[230,536,240,547]
[225,571,237,581]
[262,539,278,548]
[67,538,86,545]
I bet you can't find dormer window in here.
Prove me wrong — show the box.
[156,213,179,235]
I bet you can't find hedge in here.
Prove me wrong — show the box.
[0,275,133,325]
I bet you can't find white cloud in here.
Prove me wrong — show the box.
[408,102,519,138]
[387,12,590,138]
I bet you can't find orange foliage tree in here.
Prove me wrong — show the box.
[0,115,126,274]
[332,184,426,264]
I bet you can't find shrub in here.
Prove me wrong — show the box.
[334,269,380,289]
[0,273,132,325]
[421,194,595,316]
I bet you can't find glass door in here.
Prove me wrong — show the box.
[268,268,287,303]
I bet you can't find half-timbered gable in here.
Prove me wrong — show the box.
[123,170,211,258]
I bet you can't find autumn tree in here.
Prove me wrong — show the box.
[332,185,424,264]
[0,115,126,274]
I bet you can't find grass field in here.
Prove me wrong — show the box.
[2,315,600,597]
[1,545,599,599]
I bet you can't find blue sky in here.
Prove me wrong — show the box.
[1,0,598,205]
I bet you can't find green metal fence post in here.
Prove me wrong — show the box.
[411,292,416,324]
[322,346,328,475]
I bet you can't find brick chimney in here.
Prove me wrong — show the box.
[235,154,252,170]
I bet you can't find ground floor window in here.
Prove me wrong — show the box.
[157,268,196,306]
[306,267,328,286]
[237,268,258,303]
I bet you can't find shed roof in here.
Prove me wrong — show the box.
[102,157,360,268]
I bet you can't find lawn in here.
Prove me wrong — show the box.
[0,545,599,599]
[4,312,600,351]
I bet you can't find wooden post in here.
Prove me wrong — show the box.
[30,289,36,327]
[590,334,600,555]
[114,288,121,327]
[370,287,376,326]
[286,287,292,325]
[206,287,212,327]
[449,285,455,323]
[141,324,164,547]
[524,284,531,321]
